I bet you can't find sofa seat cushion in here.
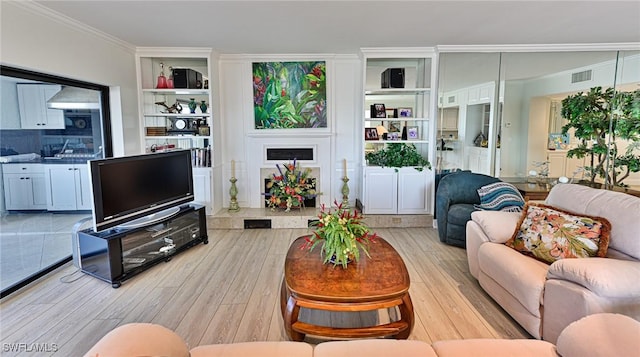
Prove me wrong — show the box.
[433,339,556,357]
[314,339,436,357]
[190,341,313,357]
[478,243,549,317]
[448,203,477,226]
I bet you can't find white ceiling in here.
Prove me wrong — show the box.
[33,1,640,54]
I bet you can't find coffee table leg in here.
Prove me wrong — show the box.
[395,293,414,339]
[280,278,305,341]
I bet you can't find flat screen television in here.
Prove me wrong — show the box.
[88,150,194,232]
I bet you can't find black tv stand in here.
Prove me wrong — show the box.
[78,204,207,288]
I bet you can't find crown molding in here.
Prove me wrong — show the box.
[436,43,640,53]
[11,1,135,53]
[218,53,357,61]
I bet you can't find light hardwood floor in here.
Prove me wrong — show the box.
[0,227,529,356]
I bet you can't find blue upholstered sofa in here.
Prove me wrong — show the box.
[435,171,500,248]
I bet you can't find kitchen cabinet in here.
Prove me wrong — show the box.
[363,167,430,214]
[548,151,585,178]
[440,107,459,130]
[45,164,91,211]
[17,84,65,129]
[467,84,492,104]
[3,164,47,210]
[441,90,460,108]
[467,147,501,176]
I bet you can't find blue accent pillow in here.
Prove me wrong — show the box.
[475,182,525,212]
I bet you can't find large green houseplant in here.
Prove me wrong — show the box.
[365,143,432,171]
[561,86,640,187]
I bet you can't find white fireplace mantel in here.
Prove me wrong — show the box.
[247,135,332,208]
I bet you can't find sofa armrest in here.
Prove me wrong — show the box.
[84,323,190,357]
[470,211,521,244]
[556,313,640,357]
[548,258,640,297]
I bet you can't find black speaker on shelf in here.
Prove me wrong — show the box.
[172,68,203,89]
[381,68,405,88]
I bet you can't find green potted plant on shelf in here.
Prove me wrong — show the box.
[365,143,432,171]
[561,86,640,187]
[303,201,378,268]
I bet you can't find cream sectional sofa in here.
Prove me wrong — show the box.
[466,183,640,343]
[84,313,640,357]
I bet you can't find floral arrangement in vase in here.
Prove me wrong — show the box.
[303,201,378,268]
[265,159,318,211]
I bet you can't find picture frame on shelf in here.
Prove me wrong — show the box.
[386,108,395,118]
[398,108,413,118]
[370,103,386,118]
[364,127,379,141]
[388,120,401,133]
[387,132,400,141]
[407,126,419,140]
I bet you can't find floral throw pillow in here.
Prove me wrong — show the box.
[505,203,611,264]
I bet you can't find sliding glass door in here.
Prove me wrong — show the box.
[0,66,112,297]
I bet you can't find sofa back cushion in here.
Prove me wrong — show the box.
[546,184,640,260]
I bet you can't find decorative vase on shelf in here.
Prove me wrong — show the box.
[156,62,168,89]
[199,100,208,114]
[188,98,197,114]
[167,66,174,89]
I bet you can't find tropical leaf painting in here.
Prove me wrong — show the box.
[253,61,327,129]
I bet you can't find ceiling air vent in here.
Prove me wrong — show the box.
[571,70,592,84]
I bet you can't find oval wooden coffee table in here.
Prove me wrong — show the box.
[280,235,413,341]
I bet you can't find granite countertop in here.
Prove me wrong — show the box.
[2,157,92,165]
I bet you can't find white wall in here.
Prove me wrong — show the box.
[218,54,361,208]
[1,2,139,156]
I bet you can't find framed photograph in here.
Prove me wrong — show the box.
[370,103,386,118]
[388,120,401,133]
[398,107,413,118]
[387,132,400,141]
[385,108,395,118]
[407,126,419,140]
[364,127,379,141]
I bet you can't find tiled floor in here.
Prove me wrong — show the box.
[0,211,90,291]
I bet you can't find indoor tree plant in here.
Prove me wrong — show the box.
[561,86,640,187]
[303,201,377,268]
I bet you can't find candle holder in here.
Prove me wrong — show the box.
[341,176,350,208]
[229,177,240,212]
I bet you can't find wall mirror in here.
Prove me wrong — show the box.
[436,49,639,188]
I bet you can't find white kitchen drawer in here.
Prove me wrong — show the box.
[2,163,44,174]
